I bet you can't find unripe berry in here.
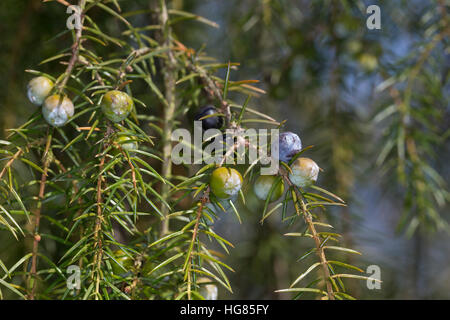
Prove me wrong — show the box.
[111,249,133,275]
[27,76,54,106]
[42,94,74,127]
[101,90,134,123]
[254,175,284,202]
[289,157,319,188]
[115,135,138,153]
[194,105,223,130]
[359,53,378,71]
[278,131,302,163]
[210,167,243,199]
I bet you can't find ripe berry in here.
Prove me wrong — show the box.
[101,90,134,123]
[253,175,284,202]
[42,94,74,127]
[210,167,243,199]
[278,131,302,163]
[27,76,54,106]
[194,105,223,130]
[289,157,319,187]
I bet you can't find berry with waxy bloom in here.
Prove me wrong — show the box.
[194,105,223,130]
[254,175,284,202]
[210,167,243,199]
[42,94,74,127]
[289,157,319,188]
[278,131,302,163]
[27,76,54,106]
[101,90,134,123]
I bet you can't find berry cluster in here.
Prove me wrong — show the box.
[27,76,74,128]
[251,131,319,202]
[27,77,134,128]
[201,127,319,203]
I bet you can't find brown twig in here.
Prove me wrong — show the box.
[0,149,23,181]
[28,129,52,300]
[92,153,106,299]
[57,0,86,91]
[185,190,209,300]
[76,126,101,132]
[281,172,335,300]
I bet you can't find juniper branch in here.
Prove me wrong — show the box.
[281,172,335,300]
[28,128,52,300]
[92,152,106,300]
[155,0,177,235]
[0,149,23,181]
[57,0,86,91]
[185,189,209,300]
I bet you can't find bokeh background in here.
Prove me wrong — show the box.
[0,0,449,299]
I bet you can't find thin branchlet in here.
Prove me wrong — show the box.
[282,172,335,300]
[28,128,53,300]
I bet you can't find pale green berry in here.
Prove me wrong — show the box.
[210,167,243,199]
[111,249,133,276]
[289,157,319,188]
[27,76,54,106]
[113,135,138,155]
[42,94,74,127]
[101,90,134,123]
[359,53,378,71]
[254,175,284,202]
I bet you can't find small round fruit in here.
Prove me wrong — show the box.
[278,131,302,163]
[27,76,54,105]
[359,53,378,71]
[101,90,134,122]
[115,135,138,153]
[198,278,218,300]
[194,105,223,130]
[42,94,74,127]
[111,249,133,275]
[210,167,243,199]
[289,157,319,188]
[254,175,284,202]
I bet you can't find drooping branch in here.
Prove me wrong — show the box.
[281,172,335,300]
[92,152,106,300]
